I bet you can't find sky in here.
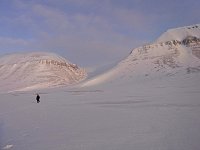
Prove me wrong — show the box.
[0,0,199,67]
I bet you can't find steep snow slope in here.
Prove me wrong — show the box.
[0,52,87,92]
[82,24,200,87]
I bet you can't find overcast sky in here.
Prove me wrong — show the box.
[0,0,199,66]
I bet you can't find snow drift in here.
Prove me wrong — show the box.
[82,24,200,87]
[0,52,87,92]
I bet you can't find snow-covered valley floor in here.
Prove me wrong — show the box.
[0,73,200,150]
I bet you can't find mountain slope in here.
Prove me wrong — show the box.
[0,52,87,92]
[82,24,200,87]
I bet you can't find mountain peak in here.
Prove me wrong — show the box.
[156,24,200,43]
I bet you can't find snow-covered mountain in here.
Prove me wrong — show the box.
[0,52,87,92]
[82,24,200,87]
[1,24,199,91]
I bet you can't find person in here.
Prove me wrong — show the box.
[36,94,40,103]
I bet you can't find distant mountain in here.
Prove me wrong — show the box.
[0,52,87,92]
[82,24,200,87]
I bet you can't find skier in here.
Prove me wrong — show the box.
[36,94,40,103]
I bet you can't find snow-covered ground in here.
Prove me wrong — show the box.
[0,24,200,150]
[0,73,200,150]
